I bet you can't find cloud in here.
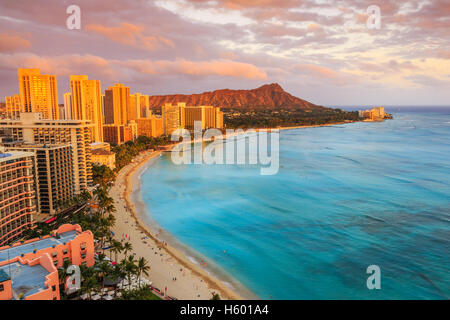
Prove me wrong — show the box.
[0,32,31,53]
[86,23,175,51]
[0,53,267,81]
[121,58,268,80]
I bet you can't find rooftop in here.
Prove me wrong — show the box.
[0,268,10,282]
[0,262,49,298]
[91,149,114,156]
[0,230,78,262]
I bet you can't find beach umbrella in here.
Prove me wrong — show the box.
[92,294,101,300]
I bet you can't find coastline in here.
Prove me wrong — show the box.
[110,121,355,300]
[110,145,245,300]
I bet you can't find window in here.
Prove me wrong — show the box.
[81,254,86,259]
[52,285,56,291]
[52,252,57,257]
[0,284,4,292]
[80,242,86,250]
[62,249,68,255]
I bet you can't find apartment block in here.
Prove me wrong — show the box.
[0,149,37,246]
[103,123,136,145]
[0,113,93,193]
[70,75,103,142]
[18,68,59,120]
[6,144,74,215]
[136,116,163,138]
[162,103,224,134]
[104,83,130,125]
[5,95,21,120]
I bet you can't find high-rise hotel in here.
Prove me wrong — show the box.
[70,76,103,142]
[162,103,224,135]
[0,148,37,246]
[0,113,93,196]
[17,68,59,120]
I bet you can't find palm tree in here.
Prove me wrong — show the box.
[111,240,123,263]
[124,256,138,291]
[123,242,133,259]
[136,257,150,288]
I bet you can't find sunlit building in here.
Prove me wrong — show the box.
[6,144,74,216]
[104,83,130,125]
[136,116,163,138]
[0,148,37,246]
[5,95,21,120]
[63,92,72,120]
[0,113,93,194]
[70,76,103,143]
[162,102,185,135]
[162,103,223,134]
[18,68,59,120]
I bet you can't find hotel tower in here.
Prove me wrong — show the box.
[70,76,103,142]
[17,68,59,120]
[0,148,37,246]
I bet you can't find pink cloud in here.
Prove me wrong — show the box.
[86,22,175,51]
[0,32,31,53]
[121,58,268,80]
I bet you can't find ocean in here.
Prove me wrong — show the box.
[139,107,450,299]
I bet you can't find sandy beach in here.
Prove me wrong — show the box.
[110,145,243,300]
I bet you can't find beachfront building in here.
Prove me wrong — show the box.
[162,102,184,135]
[103,123,136,145]
[5,95,21,120]
[70,75,103,143]
[0,252,60,300]
[136,116,163,138]
[183,105,224,130]
[91,149,116,170]
[162,103,224,134]
[0,224,95,300]
[0,112,93,193]
[0,148,37,246]
[129,93,151,120]
[18,68,59,120]
[359,107,386,121]
[6,144,74,215]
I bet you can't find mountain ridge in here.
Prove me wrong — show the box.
[147,83,325,110]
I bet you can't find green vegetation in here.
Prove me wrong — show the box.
[224,108,359,129]
[119,286,162,300]
[112,135,172,171]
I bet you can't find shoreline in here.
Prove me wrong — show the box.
[110,121,355,300]
[111,145,245,300]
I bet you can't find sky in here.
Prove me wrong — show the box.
[0,0,449,106]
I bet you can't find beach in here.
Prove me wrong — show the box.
[110,145,243,300]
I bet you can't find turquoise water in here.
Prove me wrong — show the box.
[140,109,450,299]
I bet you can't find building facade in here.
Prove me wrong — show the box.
[18,68,59,120]
[136,116,163,138]
[0,113,93,194]
[0,149,37,246]
[5,95,21,120]
[104,83,130,125]
[70,75,103,143]
[0,224,95,300]
[6,144,74,215]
